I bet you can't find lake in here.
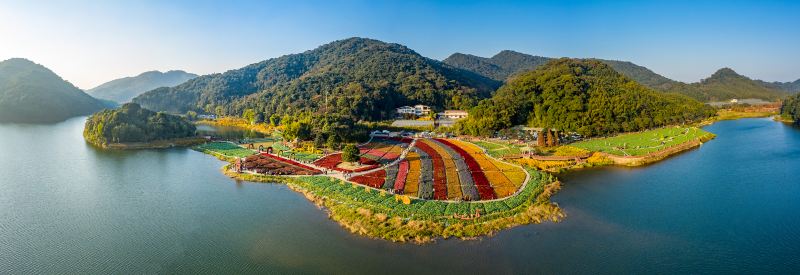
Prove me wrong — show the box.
[1,117,798,274]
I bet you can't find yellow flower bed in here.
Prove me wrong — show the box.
[514,158,574,171]
[403,151,421,196]
[450,140,516,198]
[420,140,462,200]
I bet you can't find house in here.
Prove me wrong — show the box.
[730,99,739,104]
[440,110,468,120]
[197,114,217,120]
[396,105,432,117]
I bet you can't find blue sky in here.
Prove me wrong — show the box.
[1,0,798,89]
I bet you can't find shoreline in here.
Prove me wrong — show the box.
[89,137,207,150]
[221,164,564,244]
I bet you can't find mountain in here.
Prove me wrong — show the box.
[134,38,500,121]
[692,68,786,101]
[443,50,675,86]
[458,58,715,137]
[0,58,107,123]
[442,51,550,81]
[757,79,800,94]
[88,70,197,103]
[444,51,785,102]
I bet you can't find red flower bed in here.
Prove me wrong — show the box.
[414,141,448,200]
[394,160,409,194]
[313,153,343,170]
[312,153,379,172]
[244,154,321,175]
[261,153,321,174]
[434,139,496,200]
[350,170,387,188]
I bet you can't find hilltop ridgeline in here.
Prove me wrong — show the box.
[0,58,107,123]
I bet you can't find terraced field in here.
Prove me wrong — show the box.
[349,138,527,201]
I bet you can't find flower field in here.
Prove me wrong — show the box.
[242,154,321,175]
[344,138,528,201]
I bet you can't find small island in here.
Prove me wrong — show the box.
[83,103,203,149]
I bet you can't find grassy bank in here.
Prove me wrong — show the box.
[98,137,207,150]
[570,127,713,156]
[714,110,777,121]
[223,166,563,243]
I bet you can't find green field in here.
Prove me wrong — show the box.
[471,140,523,158]
[571,127,713,156]
[195,142,256,158]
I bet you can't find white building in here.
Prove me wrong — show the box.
[396,105,432,116]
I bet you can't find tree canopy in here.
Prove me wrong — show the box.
[134,37,500,122]
[457,58,716,137]
[83,103,196,145]
[782,94,800,125]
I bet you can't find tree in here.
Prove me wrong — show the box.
[242,109,256,124]
[326,134,339,150]
[185,111,197,121]
[342,144,360,163]
[254,112,265,124]
[215,106,225,117]
[537,129,546,147]
[546,129,555,147]
[269,114,280,126]
[314,134,324,149]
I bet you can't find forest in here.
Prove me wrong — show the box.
[782,94,800,125]
[133,37,499,123]
[457,58,716,137]
[83,103,196,145]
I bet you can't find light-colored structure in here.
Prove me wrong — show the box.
[396,105,432,116]
[440,110,468,119]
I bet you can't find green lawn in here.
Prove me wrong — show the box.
[571,127,713,156]
[471,140,523,158]
[195,142,256,158]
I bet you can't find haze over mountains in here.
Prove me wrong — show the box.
[88,70,197,103]
[443,51,791,102]
[0,58,107,123]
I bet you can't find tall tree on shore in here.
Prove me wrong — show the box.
[342,144,360,163]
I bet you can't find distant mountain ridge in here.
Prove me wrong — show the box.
[757,79,800,94]
[134,37,500,121]
[444,50,787,102]
[88,70,197,103]
[0,58,107,123]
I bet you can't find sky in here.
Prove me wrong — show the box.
[1,0,798,89]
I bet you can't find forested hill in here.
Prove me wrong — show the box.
[444,51,787,102]
[88,70,197,103]
[442,50,675,87]
[757,79,800,94]
[0,58,107,123]
[457,58,715,137]
[133,38,500,121]
[691,68,786,101]
[83,103,196,146]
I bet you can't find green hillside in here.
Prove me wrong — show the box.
[692,68,786,101]
[444,51,786,102]
[133,38,500,121]
[83,103,196,146]
[88,70,197,103]
[458,58,715,137]
[0,58,106,123]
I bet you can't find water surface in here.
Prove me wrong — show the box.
[1,117,798,274]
